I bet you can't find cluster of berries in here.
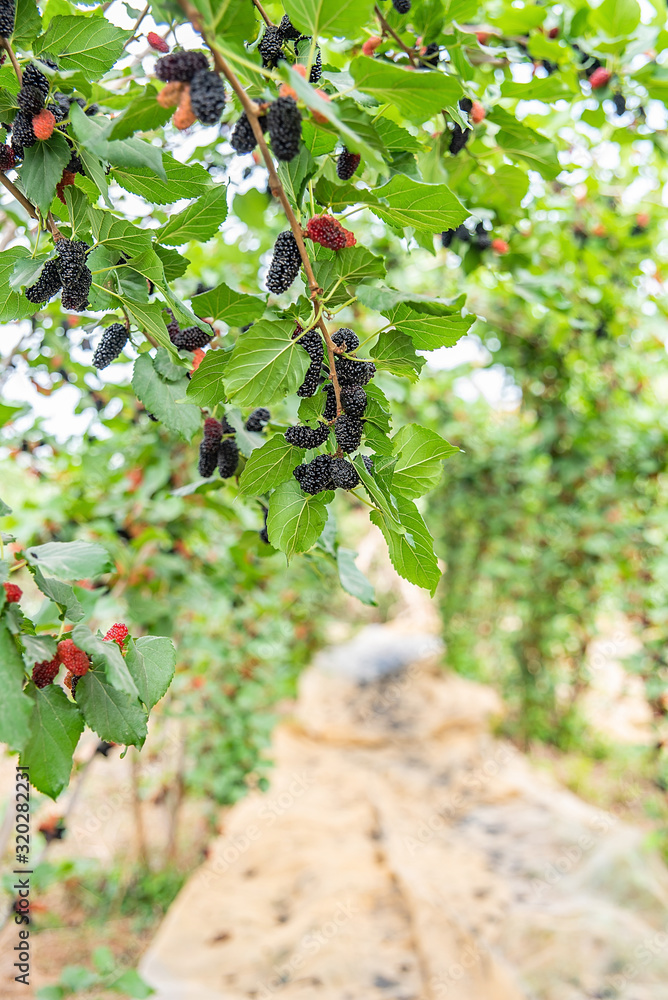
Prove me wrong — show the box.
[306,215,356,250]
[448,99,485,156]
[32,638,90,692]
[258,15,322,83]
[6,63,97,164]
[230,95,302,163]
[198,416,239,479]
[288,326,376,494]
[166,310,213,352]
[25,239,92,311]
[441,222,508,255]
[155,50,226,129]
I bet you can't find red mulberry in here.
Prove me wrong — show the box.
[32,109,55,140]
[3,582,22,603]
[57,638,90,676]
[103,623,129,648]
[147,32,169,53]
[32,657,60,689]
[306,215,347,250]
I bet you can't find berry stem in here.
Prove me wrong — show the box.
[177,0,344,416]
[373,5,417,67]
[123,3,151,50]
[251,0,274,27]
[9,560,26,573]
[1,38,22,85]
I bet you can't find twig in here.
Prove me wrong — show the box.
[252,0,273,27]
[176,0,344,416]
[373,5,417,66]
[2,38,22,85]
[123,3,151,50]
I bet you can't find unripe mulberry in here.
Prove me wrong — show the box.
[331,327,359,352]
[336,148,361,180]
[56,239,89,284]
[230,100,267,154]
[32,108,55,139]
[204,416,224,440]
[0,143,15,170]
[157,81,185,108]
[170,325,212,351]
[103,623,129,647]
[60,267,92,311]
[392,0,411,12]
[266,231,301,294]
[449,122,470,155]
[491,238,509,254]
[340,385,367,416]
[306,215,347,250]
[245,407,270,432]
[0,0,14,37]
[56,170,76,204]
[334,356,376,386]
[285,422,330,449]
[470,100,486,124]
[3,582,21,603]
[259,24,284,68]
[155,50,209,82]
[362,36,382,56]
[57,638,90,676]
[293,453,334,494]
[32,657,60,689]
[92,323,128,369]
[11,111,36,157]
[267,96,301,161]
[147,31,169,53]
[198,437,219,477]
[173,87,196,130]
[344,229,356,247]
[218,438,239,478]
[278,14,301,40]
[189,69,226,124]
[17,85,44,116]
[25,259,62,304]
[334,413,364,453]
[589,67,611,90]
[331,457,359,490]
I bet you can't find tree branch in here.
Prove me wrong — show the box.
[374,5,417,66]
[176,0,343,416]
[251,0,274,27]
[2,37,22,85]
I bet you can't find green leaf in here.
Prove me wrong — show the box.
[267,479,329,558]
[76,671,147,747]
[0,247,39,323]
[350,57,462,121]
[31,567,85,623]
[0,621,33,751]
[185,348,230,407]
[373,117,422,152]
[284,0,374,40]
[277,145,317,209]
[20,133,71,215]
[9,253,51,292]
[0,496,11,515]
[20,685,84,799]
[488,108,561,181]
[132,353,201,441]
[391,423,460,499]
[191,282,265,326]
[70,104,166,178]
[70,624,140,698]
[25,541,112,579]
[123,299,174,354]
[35,15,131,76]
[21,634,57,669]
[238,436,302,495]
[223,319,310,407]
[386,302,473,350]
[337,548,376,605]
[371,175,468,234]
[153,346,188,382]
[314,178,379,213]
[353,454,403,527]
[126,636,176,711]
[154,245,191,282]
[112,154,212,205]
[370,496,441,594]
[312,245,385,302]
[373,328,425,381]
[108,85,173,140]
[157,187,229,246]
[590,0,640,38]
[79,148,112,207]
[13,0,42,48]
[108,969,154,998]
[88,208,152,257]
[480,165,530,223]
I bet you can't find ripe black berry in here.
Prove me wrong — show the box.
[331,328,359,352]
[613,92,626,116]
[297,364,322,398]
[198,438,219,477]
[340,385,367,416]
[473,221,491,250]
[266,231,301,293]
[32,657,60,689]
[56,239,89,284]
[155,50,209,82]
[189,69,226,124]
[331,457,359,490]
[170,325,212,351]
[259,505,270,544]
[293,453,334,494]
[259,24,284,68]
[334,414,364,453]
[229,100,267,154]
[0,143,14,170]
[245,407,270,432]
[60,267,92,311]
[421,42,439,66]
[323,385,337,420]
[92,323,128,369]
[66,150,85,174]
[392,0,411,12]
[23,64,50,99]
[17,85,44,116]
[11,111,36,157]
[0,0,14,38]
[362,455,374,476]
[441,229,455,248]
[218,437,239,478]
[278,14,302,40]
[459,97,473,113]
[267,97,301,162]
[25,260,62,304]
[336,148,361,181]
[285,422,330,449]
[449,122,470,155]
[334,356,376,386]
[294,326,323,397]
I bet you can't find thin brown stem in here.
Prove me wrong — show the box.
[176,0,343,415]
[252,0,273,27]
[374,5,417,66]
[124,3,150,50]
[2,38,22,85]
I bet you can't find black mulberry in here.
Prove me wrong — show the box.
[56,239,89,284]
[218,438,239,478]
[336,148,361,181]
[25,260,62,304]
[323,385,337,420]
[613,92,626,116]
[340,386,367,416]
[61,267,92,311]
[331,457,359,490]
[155,50,209,82]
[17,85,45,116]
[189,69,226,124]
[170,325,212,351]
[392,0,411,12]
[421,43,439,66]
[259,505,270,544]
[92,323,128,369]
[23,64,50,99]
[0,0,14,38]
[267,96,301,162]
[245,407,270,432]
[0,143,14,170]
[334,356,376,386]
[331,327,359,352]
[10,112,36,157]
[334,414,364,453]
[293,453,334,494]
[266,231,301,294]
[449,122,471,155]
[198,438,219,477]
[459,97,473,113]
[259,24,284,68]
[229,100,267,154]
[362,455,374,475]
[285,422,330,449]
[473,221,491,250]
[278,14,302,40]
[294,326,324,397]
